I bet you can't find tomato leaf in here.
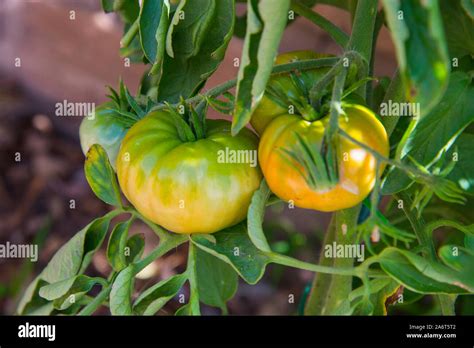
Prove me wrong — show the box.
[440,0,474,59]
[379,247,474,294]
[191,223,271,284]
[247,179,272,252]
[39,275,105,311]
[133,273,187,315]
[17,215,114,314]
[195,248,238,312]
[382,71,474,194]
[107,219,133,272]
[84,144,123,207]
[110,264,135,315]
[125,234,145,264]
[139,0,169,70]
[158,0,234,102]
[382,0,449,118]
[232,0,291,135]
[447,133,474,195]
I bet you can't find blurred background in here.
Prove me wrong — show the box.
[0,0,405,315]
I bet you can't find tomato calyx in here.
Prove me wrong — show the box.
[165,100,207,142]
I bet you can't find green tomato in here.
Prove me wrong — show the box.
[116,110,262,234]
[79,102,129,169]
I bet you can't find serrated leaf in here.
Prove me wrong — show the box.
[85,144,123,207]
[232,0,291,135]
[110,264,135,315]
[382,0,449,118]
[382,71,474,194]
[159,0,234,102]
[139,0,167,66]
[18,215,113,314]
[133,273,187,315]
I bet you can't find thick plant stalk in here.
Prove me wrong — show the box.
[304,206,360,314]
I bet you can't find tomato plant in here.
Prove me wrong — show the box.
[18,0,474,318]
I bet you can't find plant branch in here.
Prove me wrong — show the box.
[291,0,349,48]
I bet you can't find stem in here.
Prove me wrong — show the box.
[78,273,118,316]
[304,206,361,315]
[395,192,436,260]
[120,19,139,48]
[134,235,187,274]
[438,294,456,316]
[150,58,339,112]
[291,1,349,48]
[186,242,201,315]
[271,252,359,277]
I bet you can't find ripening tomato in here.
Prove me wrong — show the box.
[258,104,389,212]
[116,110,262,234]
[79,102,129,169]
[251,51,332,135]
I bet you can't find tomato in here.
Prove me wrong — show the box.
[116,110,262,234]
[251,51,332,135]
[258,104,389,212]
[80,102,129,169]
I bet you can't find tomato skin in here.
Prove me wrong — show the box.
[79,102,129,169]
[251,51,332,135]
[116,110,262,234]
[258,104,389,212]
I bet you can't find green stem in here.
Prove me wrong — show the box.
[291,0,349,47]
[150,57,339,112]
[438,294,456,316]
[186,242,201,315]
[304,206,361,314]
[120,19,139,48]
[78,272,117,316]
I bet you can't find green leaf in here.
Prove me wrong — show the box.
[17,278,53,315]
[43,216,112,284]
[382,71,474,194]
[440,0,474,59]
[447,133,474,194]
[232,0,291,135]
[114,0,140,24]
[196,248,238,311]
[39,275,105,311]
[158,0,234,102]
[379,247,474,294]
[84,144,122,207]
[139,0,168,68]
[101,0,115,13]
[247,180,272,252]
[17,215,114,314]
[439,245,474,274]
[175,303,192,315]
[125,234,145,264]
[107,219,133,272]
[191,223,271,284]
[382,0,449,118]
[133,273,187,315]
[110,264,135,315]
